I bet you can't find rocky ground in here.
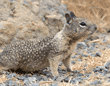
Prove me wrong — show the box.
[0,0,110,86]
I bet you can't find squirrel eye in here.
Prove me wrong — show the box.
[80,22,86,26]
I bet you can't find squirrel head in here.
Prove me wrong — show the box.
[64,12,97,39]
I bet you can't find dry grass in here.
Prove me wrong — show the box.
[71,48,110,73]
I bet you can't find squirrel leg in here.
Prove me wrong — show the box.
[48,57,60,77]
[62,55,73,71]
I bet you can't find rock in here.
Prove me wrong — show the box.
[70,78,77,84]
[30,83,40,86]
[108,80,110,82]
[24,74,31,78]
[71,61,75,65]
[70,73,74,76]
[95,51,102,57]
[76,77,83,83]
[82,54,88,57]
[50,83,59,86]
[43,76,48,81]
[90,80,102,85]
[28,77,36,83]
[17,75,26,80]
[59,62,62,66]
[71,55,79,59]
[64,77,69,82]
[107,75,110,78]
[77,42,87,49]
[93,66,109,75]
[107,45,110,48]
[107,30,110,33]
[104,62,110,69]
[58,67,67,74]
[24,79,30,86]
[5,80,18,86]
[76,73,84,77]
[36,76,44,81]
[0,84,6,86]
[7,73,16,79]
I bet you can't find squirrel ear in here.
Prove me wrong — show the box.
[65,13,71,24]
[70,12,76,18]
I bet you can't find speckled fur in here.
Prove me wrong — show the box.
[0,12,97,77]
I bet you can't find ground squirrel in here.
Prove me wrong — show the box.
[0,12,97,77]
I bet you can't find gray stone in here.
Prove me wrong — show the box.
[108,75,110,78]
[108,80,110,82]
[24,79,30,86]
[93,66,109,75]
[17,75,26,80]
[70,78,77,84]
[28,77,36,83]
[43,76,48,81]
[6,80,18,86]
[91,80,102,85]
[59,62,62,66]
[58,67,67,74]
[50,83,59,86]
[82,54,88,57]
[107,45,110,48]
[71,55,79,59]
[64,77,69,82]
[30,83,40,86]
[77,42,87,49]
[7,73,16,79]
[36,76,44,81]
[104,62,110,69]
[95,51,102,57]
[71,61,75,65]
[0,84,6,86]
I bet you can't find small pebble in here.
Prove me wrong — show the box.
[17,75,26,80]
[7,73,16,79]
[77,42,87,49]
[50,83,59,86]
[30,83,40,86]
[24,79,30,86]
[64,77,69,82]
[95,51,102,57]
[104,62,110,69]
[28,77,36,83]
[6,80,18,86]
[91,80,102,85]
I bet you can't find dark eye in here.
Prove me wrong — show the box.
[80,22,86,26]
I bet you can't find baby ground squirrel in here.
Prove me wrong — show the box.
[0,12,97,77]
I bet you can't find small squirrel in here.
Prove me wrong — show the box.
[0,12,97,77]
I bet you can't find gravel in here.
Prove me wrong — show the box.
[95,51,102,57]
[7,73,16,79]
[90,80,102,85]
[50,83,59,86]
[5,80,18,86]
